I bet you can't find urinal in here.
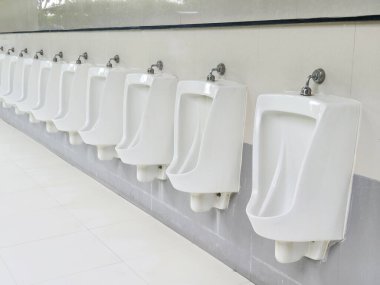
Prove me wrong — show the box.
[115,72,178,182]
[52,63,92,144]
[31,63,77,132]
[166,80,247,212]
[0,55,18,98]
[246,93,361,263]
[2,57,33,109]
[15,59,52,119]
[79,66,140,160]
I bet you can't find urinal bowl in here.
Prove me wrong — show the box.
[246,93,361,263]
[2,58,33,109]
[15,59,52,120]
[31,62,77,133]
[79,67,140,160]
[115,72,178,182]
[0,55,18,99]
[52,63,92,145]
[166,80,247,212]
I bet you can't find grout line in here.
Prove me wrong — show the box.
[349,23,357,98]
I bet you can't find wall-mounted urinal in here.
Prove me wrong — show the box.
[115,63,178,182]
[166,64,247,212]
[246,91,361,263]
[15,59,52,120]
[31,63,77,132]
[52,63,92,144]
[0,54,18,98]
[79,57,141,160]
[2,56,33,109]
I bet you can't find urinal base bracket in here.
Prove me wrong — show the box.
[46,121,58,133]
[97,145,117,160]
[190,192,231,212]
[275,240,331,263]
[136,165,168,182]
[2,102,11,109]
[14,108,25,115]
[68,132,83,145]
[29,114,39,123]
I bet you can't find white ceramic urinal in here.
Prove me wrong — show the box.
[31,63,77,132]
[115,73,177,182]
[0,55,18,98]
[15,59,52,119]
[2,57,33,108]
[246,93,361,263]
[53,63,92,144]
[79,67,140,160]
[166,80,247,212]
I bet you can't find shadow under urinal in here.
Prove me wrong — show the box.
[246,93,361,263]
[115,72,178,183]
[52,63,92,145]
[166,80,247,212]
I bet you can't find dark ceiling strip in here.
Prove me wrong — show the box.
[1,14,380,34]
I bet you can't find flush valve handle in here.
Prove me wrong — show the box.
[206,63,226,82]
[147,60,163,74]
[300,68,326,96]
[106,55,120,68]
[76,52,88,64]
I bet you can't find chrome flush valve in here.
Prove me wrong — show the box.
[7,47,14,55]
[147,60,163,74]
[34,49,43,59]
[76,52,88,64]
[300,68,326,96]
[19,48,28,57]
[206,63,226,82]
[106,55,120,68]
[53,51,63,62]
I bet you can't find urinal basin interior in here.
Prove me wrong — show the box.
[170,93,212,175]
[16,60,52,114]
[253,110,316,218]
[0,55,18,97]
[79,67,133,146]
[2,58,33,106]
[116,72,177,166]
[32,62,76,122]
[53,63,92,132]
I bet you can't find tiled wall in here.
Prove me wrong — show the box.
[0,21,380,284]
[1,22,379,180]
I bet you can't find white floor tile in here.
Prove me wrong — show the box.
[0,207,85,247]
[38,263,147,285]
[91,218,192,260]
[0,232,120,285]
[0,189,60,217]
[125,244,251,285]
[60,187,146,229]
[0,163,42,192]
[0,258,16,285]
[25,164,91,187]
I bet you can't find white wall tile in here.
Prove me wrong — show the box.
[351,23,380,180]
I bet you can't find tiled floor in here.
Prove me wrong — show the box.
[0,120,253,285]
